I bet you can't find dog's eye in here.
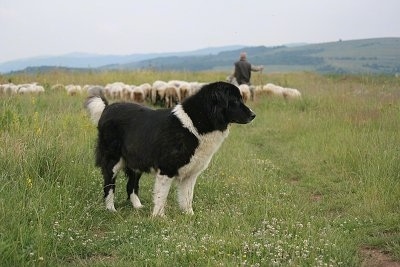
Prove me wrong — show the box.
[230,100,240,106]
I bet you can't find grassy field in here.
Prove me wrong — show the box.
[0,71,399,266]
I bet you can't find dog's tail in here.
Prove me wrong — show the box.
[84,95,108,125]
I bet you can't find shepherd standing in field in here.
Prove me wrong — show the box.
[232,52,264,85]
[228,52,263,100]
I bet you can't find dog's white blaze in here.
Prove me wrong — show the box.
[172,104,201,139]
[86,97,106,125]
[152,174,174,216]
[178,129,229,180]
[130,193,143,209]
[173,104,229,179]
[105,189,116,212]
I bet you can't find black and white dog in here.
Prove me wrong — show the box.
[85,81,255,216]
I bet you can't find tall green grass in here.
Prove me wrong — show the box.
[0,72,399,266]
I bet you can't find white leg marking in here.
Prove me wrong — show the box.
[112,158,125,178]
[104,158,124,212]
[176,176,197,215]
[152,174,173,217]
[105,189,116,212]
[130,192,143,209]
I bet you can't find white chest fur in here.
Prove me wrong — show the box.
[177,129,229,180]
[172,104,229,180]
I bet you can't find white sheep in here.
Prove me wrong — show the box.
[263,83,285,97]
[282,88,302,100]
[165,80,182,107]
[1,83,18,95]
[260,83,302,100]
[65,84,82,96]
[177,81,191,101]
[238,84,251,103]
[17,83,44,94]
[131,86,146,103]
[151,80,167,105]
[135,83,152,101]
[104,82,126,99]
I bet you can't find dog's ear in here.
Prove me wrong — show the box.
[211,89,228,108]
[209,89,229,128]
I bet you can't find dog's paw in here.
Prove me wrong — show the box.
[130,194,144,209]
[151,207,166,217]
[106,206,117,212]
[185,208,194,215]
[134,203,144,209]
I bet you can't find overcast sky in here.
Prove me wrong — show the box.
[1,0,399,63]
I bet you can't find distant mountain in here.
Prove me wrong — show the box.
[0,45,245,73]
[2,38,400,74]
[102,38,400,73]
[108,38,400,74]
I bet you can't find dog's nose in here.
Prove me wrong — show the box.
[249,110,256,121]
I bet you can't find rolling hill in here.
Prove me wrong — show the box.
[112,38,400,74]
[0,46,245,74]
[2,38,399,74]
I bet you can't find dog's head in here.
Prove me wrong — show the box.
[183,81,256,133]
[205,81,256,125]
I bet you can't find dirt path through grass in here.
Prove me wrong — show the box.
[361,248,400,267]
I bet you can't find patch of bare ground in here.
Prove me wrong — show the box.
[310,193,323,202]
[360,247,400,267]
[288,176,301,185]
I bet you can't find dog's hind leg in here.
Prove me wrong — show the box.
[152,174,174,217]
[125,168,143,209]
[102,158,125,212]
[176,175,198,215]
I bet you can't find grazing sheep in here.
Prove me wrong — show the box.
[151,80,167,105]
[2,83,19,95]
[105,82,126,99]
[137,83,152,101]
[65,84,82,96]
[226,76,256,100]
[282,88,302,100]
[260,83,302,100]
[238,84,251,102]
[177,81,191,101]
[121,84,133,101]
[165,81,181,108]
[263,83,285,97]
[17,83,44,94]
[131,86,146,103]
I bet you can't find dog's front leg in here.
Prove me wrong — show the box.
[176,175,198,215]
[152,174,173,217]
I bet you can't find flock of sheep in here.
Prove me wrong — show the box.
[0,82,45,95]
[60,80,210,107]
[227,75,302,101]
[0,79,301,107]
